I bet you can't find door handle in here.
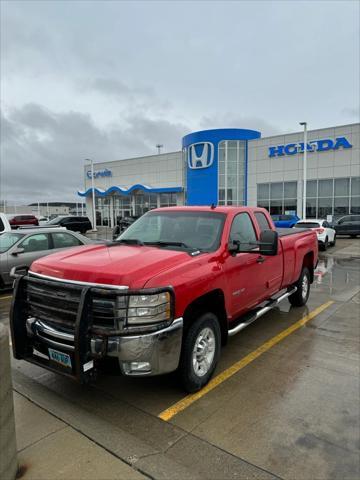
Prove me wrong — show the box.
[256,256,266,263]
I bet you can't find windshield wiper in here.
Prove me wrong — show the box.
[144,241,199,251]
[111,238,144,245]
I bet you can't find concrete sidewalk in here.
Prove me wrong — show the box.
[14,392,146,480]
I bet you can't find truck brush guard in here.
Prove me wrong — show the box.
[10,273,176,383]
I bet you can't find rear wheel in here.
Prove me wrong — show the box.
[289,267,310,307]
[321,237,328,251]
[179,312,221,393]
[330,234,336,247]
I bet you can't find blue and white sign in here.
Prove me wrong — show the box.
[188,142,214,169]
[86,168,113,179]
[269,137,352,157]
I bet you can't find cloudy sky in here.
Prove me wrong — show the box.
[1,0,359,204]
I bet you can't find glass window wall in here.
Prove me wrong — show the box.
[257,181,297,215]
[305,177,360,217]
[218,140,246,205]
[160,193,177,207]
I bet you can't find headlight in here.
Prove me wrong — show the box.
[127,292,171,325]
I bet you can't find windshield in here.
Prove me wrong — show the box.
[117,211,226,252]
[47,216,65,225]
[294,222,320,229]
[0,233,24,253]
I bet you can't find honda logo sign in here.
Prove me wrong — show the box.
[188,142,214,169]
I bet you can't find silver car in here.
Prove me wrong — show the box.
[0,228,93,288]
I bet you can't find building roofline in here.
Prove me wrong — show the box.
[84,122,359,167]
[258,122,359,141]
[87,150,182,167]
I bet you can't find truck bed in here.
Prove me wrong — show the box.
[276,227,305,237]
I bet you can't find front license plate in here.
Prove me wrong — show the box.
[48,348,72,369]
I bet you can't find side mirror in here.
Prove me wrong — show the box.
[11,247,25,256]
[228,240,240,255]
[259,230,278,256]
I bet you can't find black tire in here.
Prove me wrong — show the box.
[179,312,221,393]
[320,237,328,251]
[330,234,336,247]
[288,267,311,307]
[350,235,357,238]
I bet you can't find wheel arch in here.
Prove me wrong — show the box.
[182,289,228,346]
[302,251,314,283]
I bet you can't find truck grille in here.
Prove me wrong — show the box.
[26,279,121,331]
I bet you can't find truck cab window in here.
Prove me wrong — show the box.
[229,213,257,251]
[254,212,271,232]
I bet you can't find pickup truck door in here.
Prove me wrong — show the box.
[224,213,263,317]
[225,212,283,319]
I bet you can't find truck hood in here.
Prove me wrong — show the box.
[30,243,193,289]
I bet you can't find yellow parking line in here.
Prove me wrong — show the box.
[158,300,334,421]
[0,295,12,301]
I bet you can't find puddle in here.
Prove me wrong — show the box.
[314,254,360,301]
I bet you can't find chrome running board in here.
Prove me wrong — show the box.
[228,287,297,337]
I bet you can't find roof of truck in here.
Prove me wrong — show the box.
[151,206,265,214]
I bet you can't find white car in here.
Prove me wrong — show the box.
[294,219,336,251]
[0,213,11,234]
[36,216,49,225]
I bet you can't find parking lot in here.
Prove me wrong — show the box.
[1,238,359,480]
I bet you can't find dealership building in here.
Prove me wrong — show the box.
[79,122,360,227]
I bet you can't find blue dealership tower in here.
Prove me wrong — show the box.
[182,128,261,206]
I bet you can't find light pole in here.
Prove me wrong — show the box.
[300,122,307,219]
[156,144,163,155]
[85,158,97,232]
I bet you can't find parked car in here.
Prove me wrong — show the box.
[294,219,336,250]
[112,215,140,239]
[271,214,300,228]
[0,213,11,234]
[330,214,360,238]
[37,216,49,225]
[10,206,318,392]
[46,215,92,234]
[6,214,39,228]
[0,228,93,288]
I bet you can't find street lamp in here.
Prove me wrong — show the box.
[299,122,308,219]
[85,158,97,232]
[156,144,163,155]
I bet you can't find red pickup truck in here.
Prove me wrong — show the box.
[10,207,318,392]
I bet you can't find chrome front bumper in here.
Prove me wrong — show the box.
[27,317,184,377]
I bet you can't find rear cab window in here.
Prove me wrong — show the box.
[254,212,271,232]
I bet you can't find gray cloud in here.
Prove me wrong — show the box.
[0,104,190,203]
[199,114,282,137]
[0,0,359,203]
[341,106,360,120]
[90,78,155,99]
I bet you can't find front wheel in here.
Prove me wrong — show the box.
[330,234,336,247]
[289,267,311,307]
[179,312,221,393]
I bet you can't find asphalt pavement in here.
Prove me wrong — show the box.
[0,238,359,480]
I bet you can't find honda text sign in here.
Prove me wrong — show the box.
[188,142,215,169]
[268,137,352,157]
